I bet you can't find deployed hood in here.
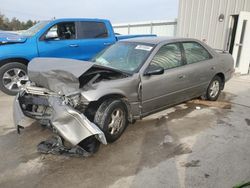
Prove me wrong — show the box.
[28,58,126,95]
[28,58,94,95]
[0,31,27,44]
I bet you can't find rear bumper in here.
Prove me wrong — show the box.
[225,68,235,82]
[13,90,107,146]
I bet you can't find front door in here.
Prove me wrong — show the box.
[232,11,250,74]
[37,22,82,60]
[140,43,187,115]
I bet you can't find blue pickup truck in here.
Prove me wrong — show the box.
[0,18,154,95]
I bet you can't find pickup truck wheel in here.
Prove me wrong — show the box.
[94,99,128,143]
[0,62,28,95]
[206,76,223,101]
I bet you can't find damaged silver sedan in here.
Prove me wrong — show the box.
[14,37,234,154]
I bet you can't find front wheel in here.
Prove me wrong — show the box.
[0,62,28,95]
[205,76,223,101]
[94,99,128,143]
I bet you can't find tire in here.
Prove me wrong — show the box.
[205,76,223,101]
[94,99,128,143]
[0,62,28,95]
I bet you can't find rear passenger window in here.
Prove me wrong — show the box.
[76,21,108,39]
[151,43,183,70]
[182,42,211,64]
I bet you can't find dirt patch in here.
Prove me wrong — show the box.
[155,116,167,127]
[181,160,200,168]
[219,91,237,101]
[245,119,250,126]
[204,173,210,178]
[135,125,192,173]
[217,119,233,127]
[189,99,231,109]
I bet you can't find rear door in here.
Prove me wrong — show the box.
[180,41,215,96]
[74,21,116,60]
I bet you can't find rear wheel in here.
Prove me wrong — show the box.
[205,76,223,101]
[94,99,128,143]
[0,62,28,95]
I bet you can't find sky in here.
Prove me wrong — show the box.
[0,0,179,24]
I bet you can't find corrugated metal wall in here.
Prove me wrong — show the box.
[113,20,177,36]
[177,0,250,50]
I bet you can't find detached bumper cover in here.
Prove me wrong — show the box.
[13,92,107,146]
[48,97,107,145]
[13,93,35,130]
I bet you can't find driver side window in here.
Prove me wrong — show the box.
[151,43,183,70]
[45,22,76,40]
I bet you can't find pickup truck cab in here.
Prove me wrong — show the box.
[0,18,155,95]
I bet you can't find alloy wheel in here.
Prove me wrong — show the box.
[209,80,220,98]
[108,108,124,135]
[2,68,28,92]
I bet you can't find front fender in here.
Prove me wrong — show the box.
[80,74,141,102]
[0,38,37,62]
[48,97,107,145]
[81,88,127,102]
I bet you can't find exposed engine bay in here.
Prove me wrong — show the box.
[79,67,128,90]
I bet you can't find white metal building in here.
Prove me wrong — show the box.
[113,20,177,36]
[177,0,250,74]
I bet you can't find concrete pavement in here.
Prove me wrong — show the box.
[0,75,250,188]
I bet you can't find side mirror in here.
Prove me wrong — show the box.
[144,64,164,76]
[44,31,58,40]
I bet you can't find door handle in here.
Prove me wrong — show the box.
[104,42,111,46]
[178,75,186,79]
[69,44,79,47]
[235,43,243,47]
[211,66,215,70]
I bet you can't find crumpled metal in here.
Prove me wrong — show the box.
[37,135,100,157]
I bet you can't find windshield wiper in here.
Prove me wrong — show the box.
[93,64,132,76]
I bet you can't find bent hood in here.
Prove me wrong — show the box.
[28,58,94,95]
[0,32,27,44]
[28,58,125,96]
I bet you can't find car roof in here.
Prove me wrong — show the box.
[46,18,110,24]
[120,36,201,45]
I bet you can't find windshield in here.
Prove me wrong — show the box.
[92,42,154,73]
[21,21,50,37]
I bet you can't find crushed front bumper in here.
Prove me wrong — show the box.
[13,89,107,146]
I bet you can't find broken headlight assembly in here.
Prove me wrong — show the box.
[64,93,89,113]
